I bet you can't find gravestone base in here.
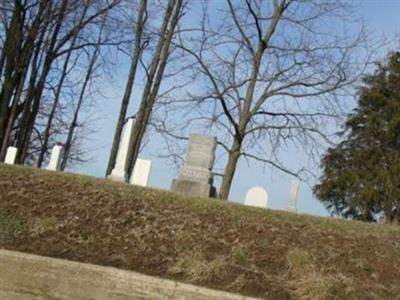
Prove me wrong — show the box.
[107,170,128,183]
[171,179,215,198]
[107,118,135,184]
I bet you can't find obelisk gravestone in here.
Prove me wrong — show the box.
[108,118,135,182]
[287,180,300,212]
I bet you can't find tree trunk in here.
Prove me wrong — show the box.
[0,2,24,144]
[0,1,50,161]
[37,4,88,168]
[219,137,242,200]
[382,207,400,224]
[126,0,182,177]
[16,0,68,163]
[60,50,96,171]
[35,49,72,167]
[16,56,51,163]
[105,0,147,176]
[14,44,44,163]
[0,67,28,160]
[60,14,106,171]
[0,1,20,85]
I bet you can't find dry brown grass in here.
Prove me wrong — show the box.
[286,248,355,300]
[169,252,230,283]
[30,216,58,237]
[0,212,22,243]
[1,164,400,299]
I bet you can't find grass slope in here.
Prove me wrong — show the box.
[1,164,400,299]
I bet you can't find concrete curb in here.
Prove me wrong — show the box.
[0,249,260,300]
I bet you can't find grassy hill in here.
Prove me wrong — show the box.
[1,164,400,299]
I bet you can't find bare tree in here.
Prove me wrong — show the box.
[36,2,90,168]
[60,13,109,171]
[15,0,121,163]
[106,0,147,176]
[125,0,184,178]
[0,1,50,158]
[15,0,70,163]
[160,0,371,199]
[0,0,122,165]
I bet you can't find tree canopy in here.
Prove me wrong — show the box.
[314,52,400,223]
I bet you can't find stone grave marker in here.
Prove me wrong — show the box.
[108,118,135,182]
[171,134,217,197]
[129,159,152,186]
[287,180,300,212]
[4,147,17,165]
[244,186,268,208]
[47,145,63,171]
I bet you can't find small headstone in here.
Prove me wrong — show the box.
[171,134,217,198]
[244,186,268,208]
[287,180,300,212]
[47,145,63,171]
[129,159,152,186]
[108,118,135,182]
[4,147,17,165]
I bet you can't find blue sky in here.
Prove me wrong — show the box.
[74,0,400,217]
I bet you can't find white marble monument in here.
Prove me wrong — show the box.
[108,118,135,182]
[287,180,300,212]
[244,186,268,208]
[129,159,152,186]
[47,145,63,171]
[4,146,17,165]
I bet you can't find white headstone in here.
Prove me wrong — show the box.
[4,146,17,165]
[244,186,268,208]
[47,145,63,171]
[287,180,300,212]
[108,118,135,183]
[129,159,152,186]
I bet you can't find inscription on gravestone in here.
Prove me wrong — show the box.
[171,134,217,198]
[185,135,216,169]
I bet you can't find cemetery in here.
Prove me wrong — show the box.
[0,0,400,299]
[0,118,400,299]
[1,163,400,299]
[2,129,299,211]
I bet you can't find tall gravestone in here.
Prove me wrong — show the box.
[47,145,63,171]
[171,134,217,198]
[4,146,17,165]
[108,118,135,183]
[129,159,152,187]
[244,186,268,208]
[287,180,300,212]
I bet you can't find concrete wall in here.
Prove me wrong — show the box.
[0,249,259,300]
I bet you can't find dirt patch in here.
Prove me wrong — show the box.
[1,164,400,299]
